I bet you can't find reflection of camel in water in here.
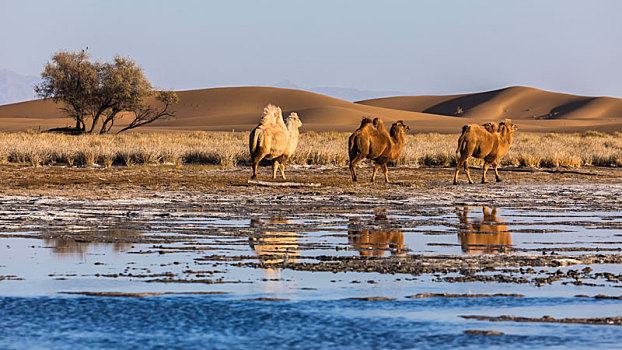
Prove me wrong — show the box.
[348,212,404,257]
[456,207,511,254]
[249,218,299,268]
[44,229,139,257]
[249,218,299,292]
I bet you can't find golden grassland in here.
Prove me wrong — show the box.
[0,130,620,169]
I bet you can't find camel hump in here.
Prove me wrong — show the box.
[373,117,389,135]
[359,117,373,128]
[372,117,383,128]
[259,104,282,125]
[482,122,499,133]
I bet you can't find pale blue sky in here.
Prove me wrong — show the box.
[1,0,621,97]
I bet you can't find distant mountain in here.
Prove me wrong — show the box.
[272,80,408,101]
[0,70,39,105]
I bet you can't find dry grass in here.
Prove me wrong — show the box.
[0,130,620,168]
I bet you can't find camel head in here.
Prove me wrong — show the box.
[285,112,302,129]
[390,120,409,137]
[499,119,517,134]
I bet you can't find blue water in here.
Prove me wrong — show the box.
[1,296,621,350]
[2,198,622,349]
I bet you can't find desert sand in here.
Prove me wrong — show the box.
[0,86,620,133]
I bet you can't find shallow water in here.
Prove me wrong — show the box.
[0,196,621,348]
[1,296,622,350]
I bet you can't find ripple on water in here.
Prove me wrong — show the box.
[1,296,622,350]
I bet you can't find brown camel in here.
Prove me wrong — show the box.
[348,118,409,182]
[249,105,302,179]
[456,206,511,254]
[453,119,517,185]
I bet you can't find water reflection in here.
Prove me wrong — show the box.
[249,218,299,278]
[456,207,512,254]
[348,211,404,257]
[44,229,140,257]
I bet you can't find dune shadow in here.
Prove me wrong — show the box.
[535,98,597,119]
[422,90,503,116]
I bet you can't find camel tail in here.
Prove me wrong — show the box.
[456,125,469,157]
[348,134,356,160]
[249,129,263,155]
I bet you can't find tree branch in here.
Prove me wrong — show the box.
[115,92,177,134]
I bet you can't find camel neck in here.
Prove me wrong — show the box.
[391,131,404,146]
[286,123,298,134]
[500,129,513,145]
[389,131,405,158]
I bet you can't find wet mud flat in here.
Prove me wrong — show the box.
[0,166,621,290]
[1,165,622,348]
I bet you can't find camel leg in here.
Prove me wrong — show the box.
[456,206,469,226]
[349,162,357,182]
[493,162,502,182]
[382,163,390,183]
[482,206,491,218]
[454,155,471,185]
[482,162,490,184]
[349,155,365,182]
[453,159,462,185]
[279,162,286,180]
[272,160,279,179]
[251,156,262,179]
[464,158,474,184]
[371,163,381,182]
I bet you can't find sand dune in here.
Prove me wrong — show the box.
[358,86,622,122]
[0,86,620,133]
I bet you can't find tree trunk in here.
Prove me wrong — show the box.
[99,110,119,134]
